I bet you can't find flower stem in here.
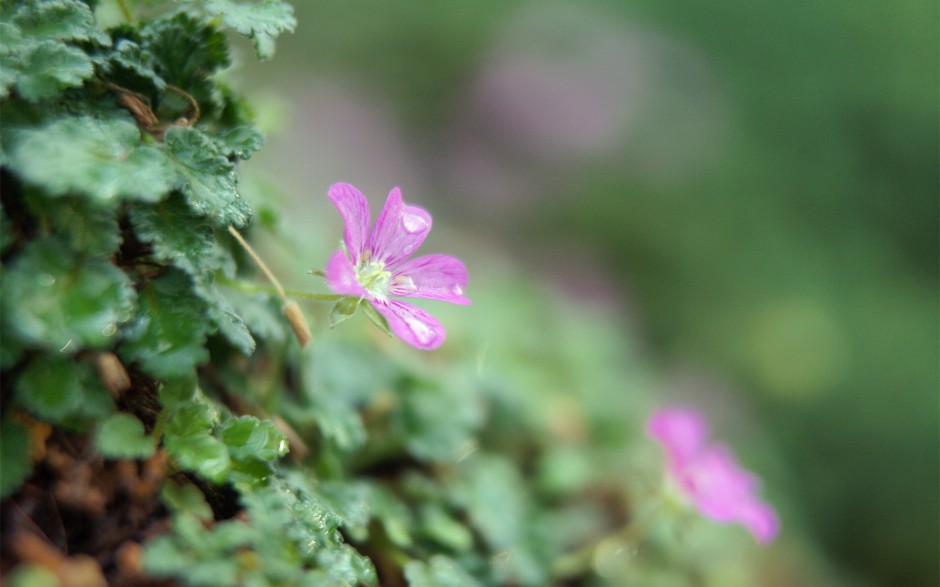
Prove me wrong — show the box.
[218,277,342,302]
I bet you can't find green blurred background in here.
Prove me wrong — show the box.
[238,1,938,584]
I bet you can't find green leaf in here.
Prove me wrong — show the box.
[216,125,265,160]
[160,478,214,521]
[1,238,135,352]
[404,556,483,587]
[217,288,287,344]
[128,196,254,354]
[330,297,360,328]
[96,413,156,459]
[6,115,175,203]
[162,126,251,228]
[10,0,110,45]
[220,415,288,462]
[199,0,297,60]
[361,301,394,338]
[0,417,33,498]
[129,194,230,277]
[14,40,93,102]
[15,354,114,423]
[26,193,121,257]
[163,401,230,483]
[121,268,210,379]
[140,13,230,90]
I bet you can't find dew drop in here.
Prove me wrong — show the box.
[452,284,464,296]
[38,273,56,287]
[101,323,117,337]
[395,276,418,294]
[401,212,428,234]
[402,244,414,255]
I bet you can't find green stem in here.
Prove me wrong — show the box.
[218,276,343,302]
[114,0,133,22]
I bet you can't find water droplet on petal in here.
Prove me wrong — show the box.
[402,244,414,255]
[401,212,428,234]
[395,276,418,295]
[38,273,56,286]
[452,284,463,296]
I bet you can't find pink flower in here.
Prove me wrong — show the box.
[646,407,780,544]
[324,183,470,350]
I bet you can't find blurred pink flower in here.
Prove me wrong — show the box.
[325,183,470,350]
[647,406,780,544]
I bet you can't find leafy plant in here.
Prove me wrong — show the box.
[0,1,805,586]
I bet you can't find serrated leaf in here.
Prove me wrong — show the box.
[199,0,296,60]
[162,126,251,227]
[1,417,33,498]
[14,40,93,102]
[140,13,230,89]
[220,415,288,462]
[1,238,135,352]
[216,126,265,160]
[96,413,156,459]
[404,555,483,587]
[129,194,229,277]
[163,401,230,483]
[10,0,110,45]
[15,354,114,423]
[26,193,121,257]
[6,115,175,203]
[121,268,210,379]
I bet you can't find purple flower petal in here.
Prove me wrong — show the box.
[371,299,446,350]
[647,406,780,544]
[367,187,432,268]
[324,250,368,298]
[735,499,780,544]
[647,407,709,469]
[389,254,471,305]
[328,183,371,264]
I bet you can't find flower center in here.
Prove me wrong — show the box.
[355,258,391,299]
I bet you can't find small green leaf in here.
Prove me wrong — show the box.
[121,268,210,379]
[96,413,156,459]
[0,417,33,498]
[162,126,252,228]
[163,401,230,483]
[15,354,114,423]
[1,238,135,352]
[330,297,360,328]
[220,415,288,462]
[361,301,394,337]
[160,478,213,521]
[6,114,175,203]
[200,0,297,60]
